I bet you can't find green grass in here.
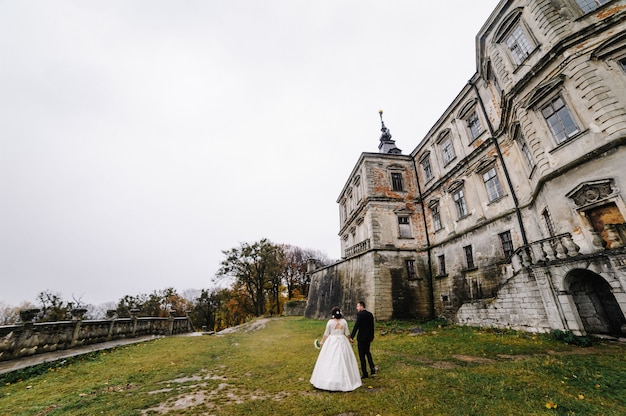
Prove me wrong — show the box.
[2,317,626,415]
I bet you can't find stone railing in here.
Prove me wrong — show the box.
[0,310,193,362]
[344,238,370,258]
[511,232,581,272]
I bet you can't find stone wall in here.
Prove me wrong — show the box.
[305,249,431,321]
[0,315,193,362]
[283,300,307,316]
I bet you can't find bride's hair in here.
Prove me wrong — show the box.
[331,306,342,319]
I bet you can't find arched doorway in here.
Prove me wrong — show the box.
[566,269,626,336]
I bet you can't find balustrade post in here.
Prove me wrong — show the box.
[542,240,556,261]
[562,234,581,256]
[554,238,567,259]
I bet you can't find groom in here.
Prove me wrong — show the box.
[350,301,376,379]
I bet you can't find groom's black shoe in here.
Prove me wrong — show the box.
[361,374,369,379]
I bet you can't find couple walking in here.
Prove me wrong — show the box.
[310,301,376,392]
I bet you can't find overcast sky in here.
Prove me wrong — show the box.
[0,0,500,307]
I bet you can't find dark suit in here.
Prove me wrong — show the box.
[351,309,375,377]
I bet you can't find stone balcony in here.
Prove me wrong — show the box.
[511,223,626,272]
[344,238,370,258]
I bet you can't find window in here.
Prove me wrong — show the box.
[354,178,362,202]
[619,57,626,73]
[438,255,446,276]
[421,157,433,182]
[464,245,475,269]
[467,111,483,140]
[391,172,404,191]
[406,260,417,280]
[499,231,514,258]
[576,0,611,13]
[431,203,442,231]
[398,216,412,238]
[541,96,580,144]
[519,136,535,170]
[340,201,347,223]
[506,24,535,65]
[483,167,504,202]
[441,137,456,165]
[542,208,556,237]
[453,188,468,218]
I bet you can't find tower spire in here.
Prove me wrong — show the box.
[377,110,402,154]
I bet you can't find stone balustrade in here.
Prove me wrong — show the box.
[0,310,193,362]
[344,238,370,258]
[511,233,582,272]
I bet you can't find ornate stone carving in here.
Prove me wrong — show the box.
[567,180,616,208]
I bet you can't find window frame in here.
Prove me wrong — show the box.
[397,215,412,238]
[482,167,504,202]
[391,172,404,192]
[542,208,556,237]
[430,202,442,231]
[575,0,611,14]
[540,95,581,145]
[441,137,456,166]
[499,231,514,259]
[437,254,446,276]
[463,245,475,270]
[512,123,536,173]
[467,110,484,141]
[421,155,433,182]
[494,10,539,70]
[453,187,468,219]
[406,259,417,280]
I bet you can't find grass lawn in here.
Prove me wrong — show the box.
[2,316,626,415]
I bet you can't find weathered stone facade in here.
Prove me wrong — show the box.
[306,0,626,336]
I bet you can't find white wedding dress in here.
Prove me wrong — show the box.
[310,318,362,391]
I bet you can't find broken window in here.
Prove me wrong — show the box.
[398,216,412,238]
[406,260,417,280]
[464,245,475,269]
[499,231,514,259]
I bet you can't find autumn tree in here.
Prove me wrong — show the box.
[189,288,231,331]
[282,245,332,299]
[216,238,284,317]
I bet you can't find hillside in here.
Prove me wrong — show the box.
[2,317,626,415]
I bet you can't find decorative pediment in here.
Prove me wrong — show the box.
[566,179,618,208]
[458,99,477,119]
[493,8,523,42]
[473,156,497,173]
[393,207,413,215]
[524,75,565,108]
[436,129,452,144]
[387,164,405,171]
[447,180,465,193]
[427,199,440,209]
[591,31,626,60]
[419,150,431,163]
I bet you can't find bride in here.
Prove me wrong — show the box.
[310,306,362,391]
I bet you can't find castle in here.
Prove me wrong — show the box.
[305,0,626,336]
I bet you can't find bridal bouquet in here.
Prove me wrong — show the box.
[313,339,321,349]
